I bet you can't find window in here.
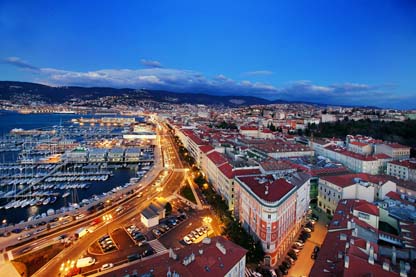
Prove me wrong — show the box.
[268,214,271,219]
[358,212,370,220]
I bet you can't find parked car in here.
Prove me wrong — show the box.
[311,252,318,259]
[303,227,312,233]
[282,260,291,269]
[287,250,298,260]
[101,263,114,271]
[183,235,192,245]
[313,246,320,253]
[285,256,295,265]
[278,265,288,275]
[152,229,161,237]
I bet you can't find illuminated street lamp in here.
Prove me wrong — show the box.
[203,216,212,238]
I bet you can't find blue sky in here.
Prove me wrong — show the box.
[1,0,415,108]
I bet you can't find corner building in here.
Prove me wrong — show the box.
[234,174,305,266]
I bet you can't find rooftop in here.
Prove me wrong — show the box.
[237,175,295,203]
[100,236,247,277]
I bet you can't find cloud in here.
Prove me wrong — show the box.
[3,56,39,71]
[5,56,410,108]
[243,70,273,76]
[140,59,162,68]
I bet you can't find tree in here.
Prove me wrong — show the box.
[165,202,172,215]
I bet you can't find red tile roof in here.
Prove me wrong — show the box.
[355,202,379,216]
[349,140,369,147]
[321,173,390,188]
[385,191,402,201]
[237,175,295,202]
[103,236,247,277]
[240,126,258,131]
[233,168,261,176]
[389,159,416,169]
[218,163,234,179]
[199,145,214,153]
[207,151,228,165]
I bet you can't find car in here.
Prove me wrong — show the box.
[190,230,200,238]
[101,263,114,271]
[152,229,161,237]
[293,242,304,248]
[196,228,206,235]
[292,248,301,254]
[310,214,319,221]
[282,261,291,269]
[183,235,192,245]
[286,256,295,265]
[269,269,277,277]
[141,248,155,258]
[303,227,312,233]
[168,218,178,225]
[11,228,22,234]
[287,251,298,260]
[159,224,169,231]
[99,235,110,242]
[24,224,34,230]
[313,246,320,253]
[311,252,317,259]
[278,265,288,275]
[292,244,303,250]
[17,233,31,240]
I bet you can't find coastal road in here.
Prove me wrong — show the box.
[33,123,188,277]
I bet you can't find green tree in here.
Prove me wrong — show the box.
[165,202,172,215]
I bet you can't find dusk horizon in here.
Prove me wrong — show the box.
[1,0,416,109]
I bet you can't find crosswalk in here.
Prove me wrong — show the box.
[148,239,168,253]
[245,267,261,277]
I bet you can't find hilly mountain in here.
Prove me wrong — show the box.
[0,81,312,107]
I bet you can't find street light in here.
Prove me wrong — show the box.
[2,219,7,232]
[203,216,212,238]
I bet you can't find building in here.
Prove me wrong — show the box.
[140,201,166,228]
[124,148,141,162]
[318,173,396,215]
[375,143,411,160]
[88,148,108,162]
[347,140,373,155]
[387,160,416,182]
[107,147,125,162]
[234,174,299,266]
[310,198,414,277]
[97,237,247,277]
[318,145,391,174]
[64,147,88,163]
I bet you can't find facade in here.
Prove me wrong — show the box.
[317,173,396,215]
[347,140,373,155]
[124,148,141,162]
[107,147,125,162]
[387,160,416,182]
[88,148,108,162]
[64,147,88,163]
[234,174,299,266]
[375,143,411,160]
[318,145,391,174]
[140,202,166,228]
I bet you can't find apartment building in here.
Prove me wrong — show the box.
[387,159,416,182]
[234,173,310,266]
[317,173,396,215]
[375,143,411,160]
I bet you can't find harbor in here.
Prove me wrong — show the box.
[0,111,156,225]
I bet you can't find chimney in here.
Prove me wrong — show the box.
[366,241,370,254]
[392,246,397,265]
[344,255,349,269]
[368,246,375,265]
[383,261,390,271]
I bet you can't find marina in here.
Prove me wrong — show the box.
[0,111,155,225]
